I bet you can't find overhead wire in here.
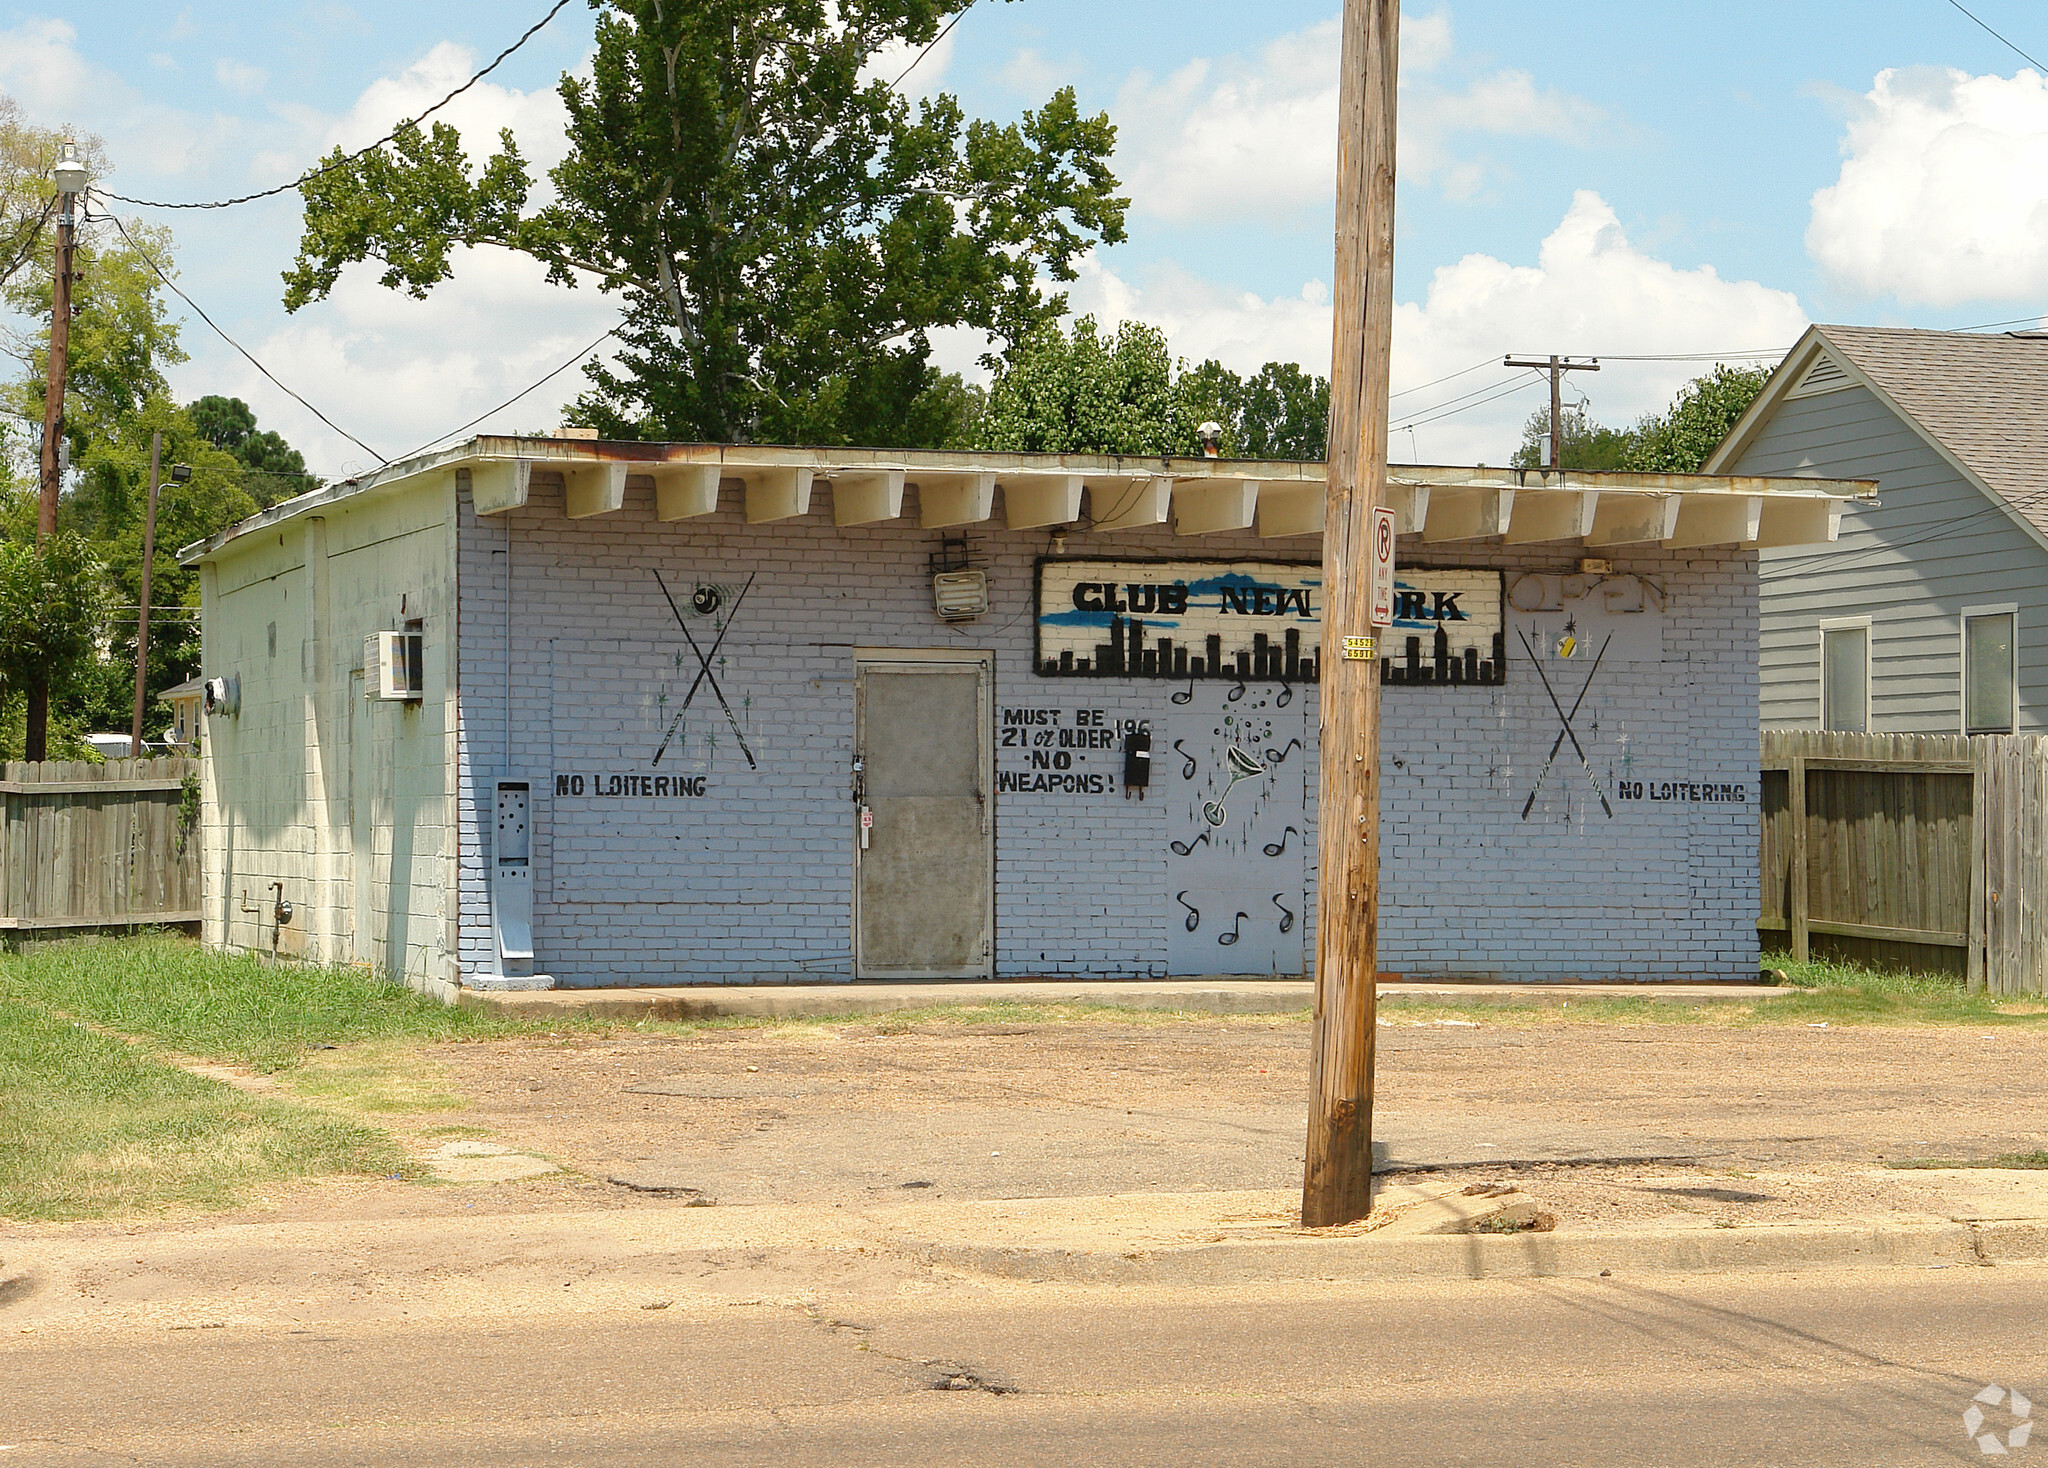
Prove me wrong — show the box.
[99,0,578,211]
[1944,0,2048,72]
[1388,355,1500,403]
[373,325,619,472]
[95,207,387,462]
[890,1,977,88]
[1393,371,1548,432]
[0,196,56,290]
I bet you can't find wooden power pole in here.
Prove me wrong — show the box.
[1502,354,1600,468]
[31,142,88,764]
[129,431,162,759]
[1304,0,1400,1229]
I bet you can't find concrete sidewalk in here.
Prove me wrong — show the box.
[459,978,1795,1021]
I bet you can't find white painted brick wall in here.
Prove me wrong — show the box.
[454,476,1759,986]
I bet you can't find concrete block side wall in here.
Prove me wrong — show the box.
[200,484,461,992]
[453,475,1759,986]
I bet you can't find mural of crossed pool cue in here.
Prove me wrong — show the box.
[1517,626,1613,820]
[651,569,759,770]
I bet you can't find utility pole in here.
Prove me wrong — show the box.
[1304,0,1399,1229]
[31,141,90,764]
[1503,355,1599,468]
[130,432,162,759]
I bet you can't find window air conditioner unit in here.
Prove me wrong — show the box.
[364,630,424,701]
[933,569,988,622]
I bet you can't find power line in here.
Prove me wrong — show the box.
[374,325,619,470]
[1390,370,1541,425]
[891,2,977,88]
[96,209,386,462]
[99,0,577,211]
[1388,355,1498,402]
[1945,0,2048,72]
[1393,372,1547,432]
[0,197,56,290]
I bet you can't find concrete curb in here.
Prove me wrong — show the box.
[457,980,1794,1023]
[904,1221,2020,1285]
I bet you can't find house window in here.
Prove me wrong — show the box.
[1820,620,1869,732]
[1963,608,2016,735]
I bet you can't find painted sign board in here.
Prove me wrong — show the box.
[1035,559,1324,683]
[1034,559,1505,687]
[1379,568,1507,686]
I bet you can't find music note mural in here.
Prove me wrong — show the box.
[1164,681,1308,976]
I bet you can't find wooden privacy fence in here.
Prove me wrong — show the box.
[1760,730,2048,992]
[0,758,201,934]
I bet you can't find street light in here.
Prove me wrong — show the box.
[51,140,89,198]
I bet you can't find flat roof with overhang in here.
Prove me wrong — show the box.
[182,437,1874,565]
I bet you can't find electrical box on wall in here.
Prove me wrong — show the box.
[363,630,424,701]
[491,781,535,966]
[933,570,988,622]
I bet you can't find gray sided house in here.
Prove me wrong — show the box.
[183,439,1859,994]
[1707,326,2048,734]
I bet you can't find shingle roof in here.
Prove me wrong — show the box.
[1819,324,2048,537]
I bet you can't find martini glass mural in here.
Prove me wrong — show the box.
[1202,745,1268,827]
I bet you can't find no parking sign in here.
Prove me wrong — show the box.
[1369,504,1396,627]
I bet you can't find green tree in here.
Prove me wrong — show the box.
[1624,364,1771,473]
[1239,362,1328,460]
[1508,406,1634,472]
[0,99,107,293]
[188,395,318,507]
[0,533,111,759]
[979,316,1329,460]
[2,216,255,751]
[63,400,254,732]
[4,219,185,473]
[283,0,1127,449]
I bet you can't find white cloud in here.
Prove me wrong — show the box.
[169,45,610,475]
[1807,66,2048,306]
[324,41,575,175]
[1389,192,1807,462]
[1069,192,1806,465]
[208,249,618,478]
[213,59,267,96]
[0,16,219,178]
[1114,9,1603,222]
[864,24,957,99]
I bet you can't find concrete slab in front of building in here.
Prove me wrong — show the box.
[180,440,1867,993]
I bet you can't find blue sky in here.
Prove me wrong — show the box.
[6,0,2048,473]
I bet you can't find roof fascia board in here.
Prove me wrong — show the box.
[180,435,1871,568]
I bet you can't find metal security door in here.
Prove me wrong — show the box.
[853,654,993,979]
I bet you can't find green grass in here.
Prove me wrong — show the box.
[0,932,552,1073]
[0,996,400,1222]
[1888,1151,2048,1171]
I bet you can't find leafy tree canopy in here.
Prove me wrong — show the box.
[0,98,108,294]
[1509,406,1634,472]
[978,315,1329,460]
[1505,364,1775,476]
[4,219,185,469]
[188,395,317,507]
[1625,363,1771,473]
[0,208,257,752]
[284,0,1127,449]
[0,531,111,726]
